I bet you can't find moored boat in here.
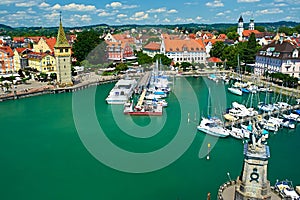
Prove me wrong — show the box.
[197,117,230,137]
[228,87,242,96]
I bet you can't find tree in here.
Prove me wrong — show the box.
[227,32,239,41]
[255,26,265,32]
[50,73,57,80]
[115,63,128,72]
[243,33,258,65]
[72,30,102,65]
[180,62,191,71]
[153,54,172,66]
[136,51,153,65]
[210,41,225,59]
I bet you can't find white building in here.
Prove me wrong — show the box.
[254,35,300,78]
[160,34,206,64]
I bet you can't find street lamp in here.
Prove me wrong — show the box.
[227,172,232,181]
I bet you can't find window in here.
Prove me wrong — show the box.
[65,49,68,53]
[60,49,63,53]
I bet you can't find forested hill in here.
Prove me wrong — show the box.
[0,21,299,36]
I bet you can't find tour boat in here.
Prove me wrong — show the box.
[106,79,137,104]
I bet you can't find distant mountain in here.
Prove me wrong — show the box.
[77,21,299,32]
[0,24,13,31]
[0,21,299,35]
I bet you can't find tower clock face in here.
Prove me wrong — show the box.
[250,168,259,183]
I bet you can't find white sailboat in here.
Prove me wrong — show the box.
[197,88,231,137]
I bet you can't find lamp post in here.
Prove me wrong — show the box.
[227,172,232,181]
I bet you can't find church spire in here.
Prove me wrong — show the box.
[54,12,70,48]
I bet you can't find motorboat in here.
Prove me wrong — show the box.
[275,180,300,200]
[230,126,250,139]
[262,118,280,132]
[282,113,300,122]
[228,87,242,96]
[197,117,230,137]
[257,102,278,113]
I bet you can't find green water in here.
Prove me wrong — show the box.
[0,77,299,200]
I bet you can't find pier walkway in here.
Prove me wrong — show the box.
[224,104,300,128]
[135,71,151,94]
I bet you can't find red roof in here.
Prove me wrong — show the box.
[13,37,25,42]
[242,30,261,37]
[217,34,227,40]
[0,46,14,57]
[46,38,56,52]
[207,57,222,63]
[143,42,161,51]
[15,47,26,53]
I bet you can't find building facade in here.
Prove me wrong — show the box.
[160,34,206,64]
[0,46,14,73]
[106,41,134,62]
[13,48,32,71]
[27,52,56,73]
[254,36,300,78]
[142,42,161,57]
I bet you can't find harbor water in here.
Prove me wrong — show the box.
[0,76,299,200]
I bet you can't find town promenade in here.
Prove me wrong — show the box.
[0,70,299,102]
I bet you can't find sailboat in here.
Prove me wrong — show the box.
[228,54,243,96]
[197,88,231,137]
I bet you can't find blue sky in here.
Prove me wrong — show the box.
[1,0,300,27]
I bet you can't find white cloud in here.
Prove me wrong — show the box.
[147,7,166,13]
[62,3,96,12]
[237,0,260,3]
[73,14,91,22]
[39,2,50,8]
[52,4,61,10]
[206,0,224,7]
[163,18,170,23]
[167,9,178,14]
[217,12,225,16]
[44,12,60,21]
[122,4,138,9]
[117,14,127,18]
[0,10,8,14]
[0,0,23,5]
[130,11,148,21]
[15,1,37,7]
[174,17,185,22]
[186,18,194,22]
[196,16,202,20]
[98,11,114,17]
[27,8,36,14]
[106,2,122,9]
[256,8,283,14]
[184,2,199,5]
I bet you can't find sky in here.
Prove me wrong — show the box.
[1,0,300,27]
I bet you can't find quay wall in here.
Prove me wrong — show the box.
[0,77,120,102]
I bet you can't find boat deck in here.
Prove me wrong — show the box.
[224,104,300,128]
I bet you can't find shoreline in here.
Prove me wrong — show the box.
[1,70,299,102]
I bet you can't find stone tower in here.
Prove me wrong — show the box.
[234,132,271,200]
[237,15,244,41]
[249,17,255,30]
[54,14,72,86]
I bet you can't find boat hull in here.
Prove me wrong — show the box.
[124,111,162,116]
[197,126,229,137]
